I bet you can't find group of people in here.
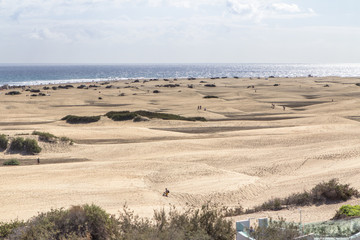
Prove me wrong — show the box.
[197,106,206,111]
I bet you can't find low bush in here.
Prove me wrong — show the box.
[0,220,25,238]
[4,204,235,240]
[32,131,57,142]
[60,137,74,144]
[250,218,300,240]
[3,159,20,166]
[9,137,41,154]
[7,204,120,240]
[5,91,21,95]
[333,205,360,220]
[23,139,42,154]
[134,110,206,122]
[227,179,360,217]
[10,137,25,152]
[62,115,101,124]
[105,110,206,122]
[256,179,359,212]
[106,111,137,121]
[203,95,218,99]
[311,178,358,203]
[0,134,8,150]
[204,84,216,87]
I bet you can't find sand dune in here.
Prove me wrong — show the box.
[1,76,360,224]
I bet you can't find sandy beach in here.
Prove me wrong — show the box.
[1,76,360,224]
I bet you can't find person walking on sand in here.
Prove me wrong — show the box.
[37,158,40,164]
[163,188,170,197]
[283,106,286,111]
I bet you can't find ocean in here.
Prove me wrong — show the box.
[0,63,360,86]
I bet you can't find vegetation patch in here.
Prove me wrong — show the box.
[32,131,73,144]
[32,131,57,142]
[5,91,21,95]
[3,159,20,166]
[0,134,8,151]
[250,218,301,240]
[134,110,205,121]
[9,137,41,154]
[251,179,359,212]
[0,220,25,238]
[61,115,101,124]
[106,110,206,122]
[2,204,235,240]
[23,139,42,154]
[334,205,360,219]
[225,179,359,217]
[9,137,25,152]
[203,95,219,99]
[106,111,137,121]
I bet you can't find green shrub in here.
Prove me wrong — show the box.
[23,139,42,154]
[0,220,25,238]
[135,110,206,122]
[10,137,25,152]
[203,95,218,99]
[0,134,8,150]
[62,115,101,124]
[250,218,300,240]
[8,205,119,240]
[6,204,235,240]
[227,179,360,217]
[311,178,358,203]
[60,137,74,144]
[333,205,360,219]
[5,91,21,95]
[3,159,20,166]
[105,111,137,121]
[105,110,207,122]
[32,131,57,142]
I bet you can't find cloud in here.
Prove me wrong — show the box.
[0,0,317,45]
[226,0,316,22]
[29,28,71,42]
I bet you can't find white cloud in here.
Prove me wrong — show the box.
[226,0,315,22]
[272,3,300,13]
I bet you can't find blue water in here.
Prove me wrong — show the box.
[0,63,360,86]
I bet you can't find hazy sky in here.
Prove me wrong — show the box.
[1,0,359,63]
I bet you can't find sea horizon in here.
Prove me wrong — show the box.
[1,63,360,86]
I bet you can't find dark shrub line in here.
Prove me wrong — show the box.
[224,179,359,217]
[203,95,219,99]
[252,179,359,212]
[1,204,235,240]
[32,131,73,144]
[61,115,101,124]
[3,159,20,166]
[106,110,206,122]
[32,131,57,142]
[5,91,21,95]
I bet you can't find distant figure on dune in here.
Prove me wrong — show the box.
[283,106,286,111]
[163,188,170,197]
[37,158,40,164]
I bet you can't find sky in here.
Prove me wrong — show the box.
[0,0,359,64]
